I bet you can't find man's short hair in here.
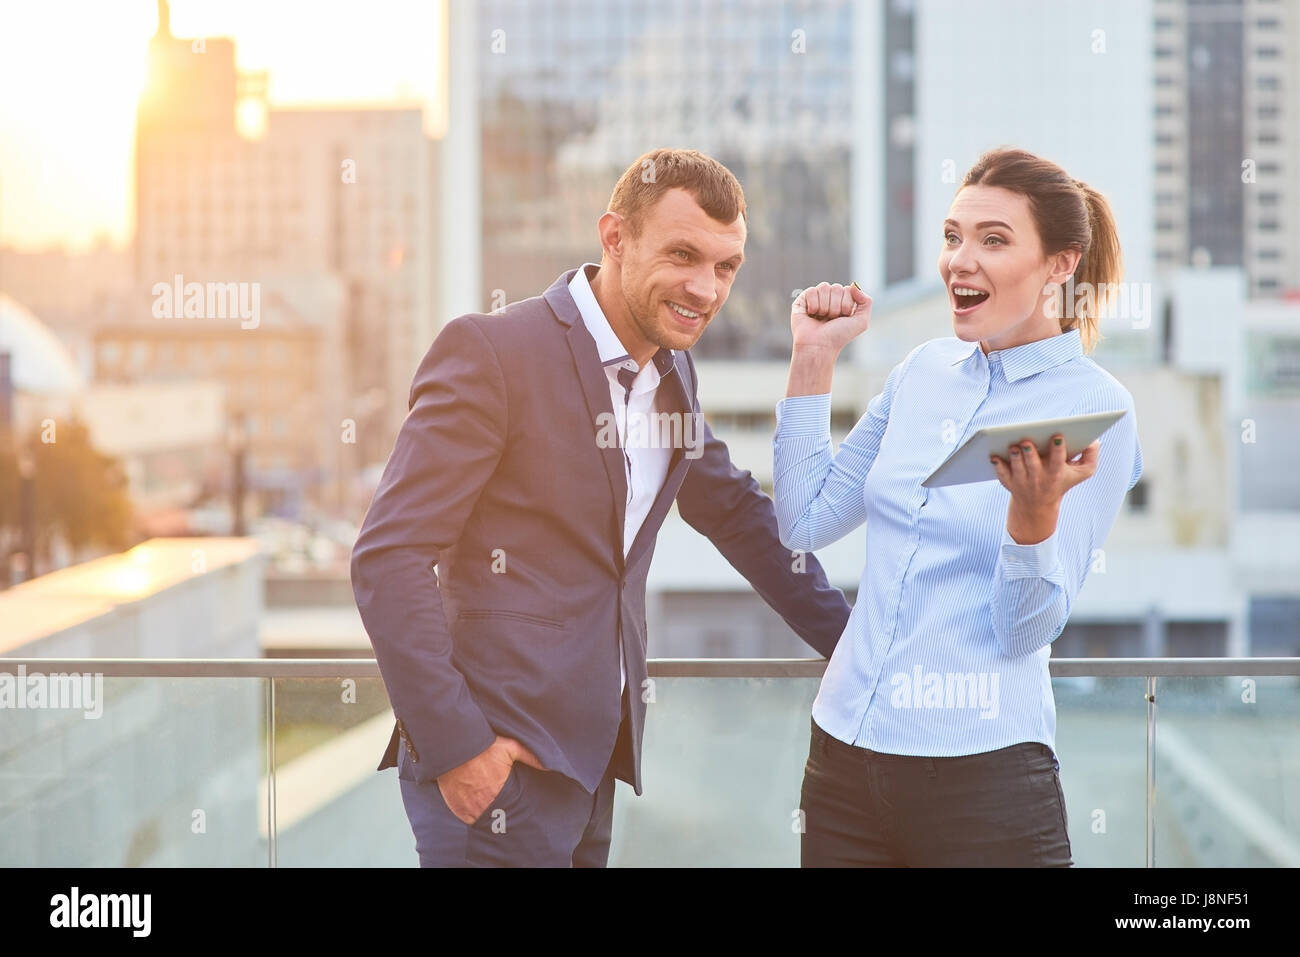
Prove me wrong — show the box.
[607,148,747,239]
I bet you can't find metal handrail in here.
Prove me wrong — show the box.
[4,655,1297,868]
[1,657,1298,677]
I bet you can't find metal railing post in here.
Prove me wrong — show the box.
[266,677,277,868]
[1145,675,1157,868]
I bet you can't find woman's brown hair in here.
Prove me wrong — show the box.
[961,147,1122,354]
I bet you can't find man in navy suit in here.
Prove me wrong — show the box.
[350,148,850,867]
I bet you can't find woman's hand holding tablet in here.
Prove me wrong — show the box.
[922,409,1126,489]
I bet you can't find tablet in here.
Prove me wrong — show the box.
[921,409,1128,488]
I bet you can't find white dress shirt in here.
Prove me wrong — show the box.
[568,263,676,694]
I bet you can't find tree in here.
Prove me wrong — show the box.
[0,419,131,570]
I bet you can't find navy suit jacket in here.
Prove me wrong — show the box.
[350,267,851,796]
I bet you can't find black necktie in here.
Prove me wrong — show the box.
[615,366,636,505]
[616,365,636,403]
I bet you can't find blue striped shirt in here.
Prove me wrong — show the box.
[773,328,1143,761]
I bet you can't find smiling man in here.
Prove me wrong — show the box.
[350,147,851,867]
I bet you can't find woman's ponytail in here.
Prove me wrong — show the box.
[1069,181,1123,354]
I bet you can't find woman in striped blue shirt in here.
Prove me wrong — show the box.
[774,148,1144,867]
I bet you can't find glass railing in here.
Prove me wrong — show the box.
[0,672,264,866]
[0,658,1296,866]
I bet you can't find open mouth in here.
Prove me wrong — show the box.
[666,300,703,323]
[952,286,990,313]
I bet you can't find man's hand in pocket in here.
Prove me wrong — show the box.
[436,735,545,825]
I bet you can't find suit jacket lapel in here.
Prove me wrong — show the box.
[544,269,703,572]
[659,351,695,477]
[545,271,629,562]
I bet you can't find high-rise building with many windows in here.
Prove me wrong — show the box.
[1152,0,1299,297]
[448,0,858,359]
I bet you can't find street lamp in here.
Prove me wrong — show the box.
[15,446,35,583]
[227,415,248,537]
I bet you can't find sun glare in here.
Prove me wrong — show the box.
[0,0,444,251]
[0,1,156,250]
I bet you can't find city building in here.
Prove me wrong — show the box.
[0,242,133,336]
[447,0,855,360]
[132,1,440,489]
[91,277,348,515]
[912,0,1157,303]
[74,380,227,520]
[1151,0,1300,297]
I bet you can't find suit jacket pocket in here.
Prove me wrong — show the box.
[457,609,566,630]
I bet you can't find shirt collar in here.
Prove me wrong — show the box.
[950,327,1084,382]
[569,263,676,378]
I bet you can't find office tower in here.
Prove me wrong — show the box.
[448,0,857,359]
[1152,0,1298,296]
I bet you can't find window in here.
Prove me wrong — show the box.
[1127,480,1149,512]
[1167,622,1228,657]
[1250,597,1300,656]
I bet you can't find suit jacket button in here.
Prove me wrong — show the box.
[396,722,417,760]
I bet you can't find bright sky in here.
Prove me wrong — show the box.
[0,0,445,252]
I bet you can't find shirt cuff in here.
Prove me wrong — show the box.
[999,525,1060,579]
[775,393,832,435]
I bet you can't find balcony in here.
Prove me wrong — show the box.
[2,657,1297,867]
